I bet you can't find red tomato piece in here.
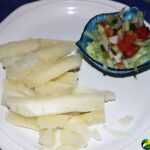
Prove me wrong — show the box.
[100,21,106,27]
[117,62,125,69]
[118,35,132,53]
[105,27,114,37]
[127,31,140,41]
[135,25,150,40]
[125,45,140,58]
[131,32,140,41]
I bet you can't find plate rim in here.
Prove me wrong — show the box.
[0,0,149,150]
[0,0,128,34]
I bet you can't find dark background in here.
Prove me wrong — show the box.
[0,0,150,23]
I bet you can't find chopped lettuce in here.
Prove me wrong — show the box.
[127,46,150,68]
[137,10,144,27]
[135,53,150,67]
[86,41,105,64]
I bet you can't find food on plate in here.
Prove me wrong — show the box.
[53,72,78,85]
[35,72,78,96]
[118,115,133,128]
[6,86,114,117]
[6,93,105,117]
[3,79,35,96]
[39,128,56,146]
[84,8,150,70]
[91,128,102,141]
[4,40,78,81]
[37,114,69,129]
[35,42,77,62]
[60,128,88,148]
[68,110,105,126]
[0,39,76,61]
[0,38,116,149]
[23,55,82,87]
[1,88,25,107]
[71,86,116,102]
[35,81,75,96]
[6,111,39,131]
[0,39,39,60]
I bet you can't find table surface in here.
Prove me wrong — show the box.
[0,0,150,23]
[0,0,150,150]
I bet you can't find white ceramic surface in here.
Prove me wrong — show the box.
[0,0,150,150]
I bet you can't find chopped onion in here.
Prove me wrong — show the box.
[84,31,97,41]
[123,59,129,68]
[109,35,118,44]
[108,50,114,59]
[114,52,123,62]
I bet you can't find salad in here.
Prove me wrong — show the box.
[85,8,150,70]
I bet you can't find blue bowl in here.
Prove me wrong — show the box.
[76,7,150,77]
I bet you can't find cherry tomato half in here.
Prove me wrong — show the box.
[105,27,114,37]
[118,35,132,53]
[117,62,125,69]
[99,21,106,27]
[135,25,150,40]
[125,45,140,58]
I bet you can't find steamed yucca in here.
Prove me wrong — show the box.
[39,129,56,147]
[6,111,39,131]
[0,39,39,60]
[24,55,82,87]
[3,79,35,96]
[35,41,77,62]
[68,110,105,126]
[35,81,75,96]
[6,93,104,117]
[37,114,69,129]
[61,129,87,148]
[53,72,78,85]
[1,38,116,150]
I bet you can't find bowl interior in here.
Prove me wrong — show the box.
[76,7,150,77]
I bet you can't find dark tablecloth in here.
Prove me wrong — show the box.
[0,0,150,23]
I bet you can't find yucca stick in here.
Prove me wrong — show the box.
[6,93,104,117]
[2,56,22,68]
[39,129,55,147]
[37,39,75,49]
[24,55,82,87]
[68,110,105,126]
[53,72,78,85]
[3,79,35,96]
[0,39,39,60]
[72,86,116,102]
[1,89,25,107]
[6,111,39,131]
[37,114,69,129]
[35,81,75,96]
[6,58,53,81]
[61,129,87,148]
[4,40,76,69]
[35,42,77,62]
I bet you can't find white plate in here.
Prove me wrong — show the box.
[0,0,150,150]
